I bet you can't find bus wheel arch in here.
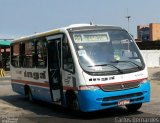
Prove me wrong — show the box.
[65,90,80,111]
[24,85,33,102]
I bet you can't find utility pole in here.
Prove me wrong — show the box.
[125,8,131,32]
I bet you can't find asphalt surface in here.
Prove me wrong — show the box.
[0,68,160,123]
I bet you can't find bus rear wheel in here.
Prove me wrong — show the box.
[126,103,142,112]
[26,88,33,102]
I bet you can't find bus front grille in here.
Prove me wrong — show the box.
[101,81,141,92]
[102,92,143,101]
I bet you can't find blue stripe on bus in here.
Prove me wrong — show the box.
[77,81,150,112]
[12,83,52,102]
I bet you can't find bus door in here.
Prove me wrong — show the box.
[47,35,63,104]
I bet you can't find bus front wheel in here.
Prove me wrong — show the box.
[126,103,142,112]
[68,94,80,112]
[71,97,80,111]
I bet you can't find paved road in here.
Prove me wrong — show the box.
[0,69,160,123]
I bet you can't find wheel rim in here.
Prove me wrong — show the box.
[72,99,79,111]
[28,90,33,101]
[28,93,32,101]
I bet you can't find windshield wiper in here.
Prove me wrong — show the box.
[88,64,123,74]
[111,60,142,70]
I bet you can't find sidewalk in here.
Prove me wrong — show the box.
[0,71,10,83]
[141,67,160,115]
[148,67,160,81]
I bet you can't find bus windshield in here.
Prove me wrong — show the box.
[71,29,145,75]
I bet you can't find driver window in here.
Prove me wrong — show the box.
[62,37,74,73]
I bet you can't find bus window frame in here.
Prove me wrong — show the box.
[22,40,35,68]
[11,43,21,68]
[62,35,75,74]
[35,38,48,68]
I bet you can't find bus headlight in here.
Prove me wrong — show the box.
[79,85,100,91]
[141,78,149,84]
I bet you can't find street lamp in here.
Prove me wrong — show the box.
[125,15,131,32]
[125,8,131,32]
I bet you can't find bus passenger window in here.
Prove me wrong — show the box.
[11,43,20,67]
[36,40,47,68]
[23,41,35,68]
[62,38,74,73]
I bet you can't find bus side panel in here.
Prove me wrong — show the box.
[30,86,52,102]
[12,82,25,95]
[11,82,52,103]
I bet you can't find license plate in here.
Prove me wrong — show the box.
[118,100,130,106]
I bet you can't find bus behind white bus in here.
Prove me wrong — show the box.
[11,24,150,112]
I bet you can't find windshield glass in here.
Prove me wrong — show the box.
[70,29,145,75]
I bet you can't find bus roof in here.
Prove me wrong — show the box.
[12,24,123,43]
[12,29,61,43]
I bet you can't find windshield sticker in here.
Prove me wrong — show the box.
[78,50,86,56]
[114,54,121,61]
[121,39,130,51]
[78,46,84,49]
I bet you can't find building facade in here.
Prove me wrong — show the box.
[137,23,160,41]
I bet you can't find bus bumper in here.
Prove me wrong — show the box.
[77,81,150,112]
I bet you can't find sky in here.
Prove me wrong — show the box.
[0,0,160,39]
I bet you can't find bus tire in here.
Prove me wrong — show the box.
[26,87,33,102]
[67,93,80,112]
[126,103,142,112]
[71,97,80,111]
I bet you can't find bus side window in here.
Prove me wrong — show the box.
[36,39,47,68]
[22,41,35,68]
[11,43,20,67]
[62,37,74,73]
